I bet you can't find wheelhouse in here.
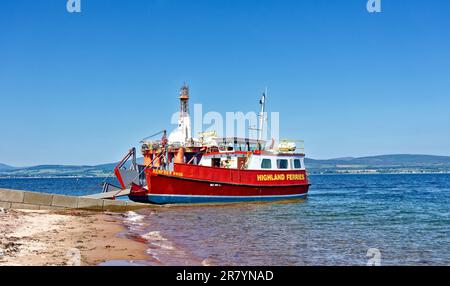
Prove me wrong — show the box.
[197,137,306,171]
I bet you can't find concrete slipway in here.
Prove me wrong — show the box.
[0,188,150,212]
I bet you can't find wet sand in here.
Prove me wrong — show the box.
[0,208,148,266]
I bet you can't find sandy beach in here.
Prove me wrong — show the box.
[0,208,148,266]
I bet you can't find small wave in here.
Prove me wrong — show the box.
[123,211,146,231]
[142,231,175,250]
[125,211,145,223]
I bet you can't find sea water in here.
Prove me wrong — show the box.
[1,174,449,265]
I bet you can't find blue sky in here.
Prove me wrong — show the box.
[1,0,450,166]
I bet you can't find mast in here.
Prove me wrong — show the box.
[167,84,193,145]
[258,88,267,142]
[179,84,192,142]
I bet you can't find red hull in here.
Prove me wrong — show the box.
[149,174,309,196]
[129,163,310,204]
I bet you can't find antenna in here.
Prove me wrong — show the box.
[258,88,267,142]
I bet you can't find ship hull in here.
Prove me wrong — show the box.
[129,172,310,204]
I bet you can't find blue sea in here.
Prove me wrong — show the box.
[1,174,449,266]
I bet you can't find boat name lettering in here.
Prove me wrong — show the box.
[256,174,305,181]
[152,169,184,177]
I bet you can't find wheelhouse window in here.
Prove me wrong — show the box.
[277,159,288,169]
[248,143,258,151]
[212,158,221,168]
[293,159,302,169]
[261,159,272,169]
[219,144,234,152]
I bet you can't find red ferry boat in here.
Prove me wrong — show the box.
[107,85,310,204]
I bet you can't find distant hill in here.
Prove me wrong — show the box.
[0,157,144,178]
[1,154,450,178]
[306,154,450,174]
[0,163,15,171]
[0,164,112,178]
